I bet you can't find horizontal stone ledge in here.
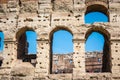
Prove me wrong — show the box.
[110,39,120,41]
[73,39,85,42]
[37,39,49,42]
[4,40,16,43]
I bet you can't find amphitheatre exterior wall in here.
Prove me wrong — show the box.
[0,0,120,80]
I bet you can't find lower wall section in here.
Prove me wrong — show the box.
[0,73,120,80]
[0,61,119,80]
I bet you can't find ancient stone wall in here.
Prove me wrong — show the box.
[0,0,119,80]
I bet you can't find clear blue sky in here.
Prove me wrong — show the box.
[85,12,108,24]
[52,30,73,54]
[85,32,105,52]
[0,32,4,52]
[26,31,37,54]
[0,12,108,54]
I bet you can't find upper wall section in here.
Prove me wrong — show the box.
[85,0,108,8]
[0,0,110,13]
[0,0,120,40]
[0,0,119,23]
[52,0,73,12]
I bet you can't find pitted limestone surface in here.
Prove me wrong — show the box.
[0,0,120,80]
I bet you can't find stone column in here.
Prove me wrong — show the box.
[0,40,15,78]
[73,39,85,78]
[2,40,15,67]
[35,39,50,78]
[111,39,120,73]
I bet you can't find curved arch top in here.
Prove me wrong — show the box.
[85,26,110,40]
[85,0,109,9]
[16,27,35,41]
[85,4,109,18]
[49,26,73,40]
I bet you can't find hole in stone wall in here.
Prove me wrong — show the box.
[68,14,71,17]
[50,29,74,74]
[19,0,22,7]
[41,47,44,49]
[11,21,13,23]
[115,50,118,52]
[0,57,3,67]
[5,44,8,48]
[77,2,80,4]
[6,62,9,65]
[38,20,41,22]
[118,64,120,66]
[54,19,60,21]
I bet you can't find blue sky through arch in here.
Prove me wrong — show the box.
[85,12,108,24]
[26,31,37,54]
[0,32,4,52]
[85,11,108,52]
[85,32,105,52]
[52,30,73,54]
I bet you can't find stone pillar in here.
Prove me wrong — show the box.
[0,40,15,79]
[73,39,85,78]
[35,39,50,78]
[73,0,85,25]
[111,39,120,73]
[2,40,15,67]
[109,0,120,24]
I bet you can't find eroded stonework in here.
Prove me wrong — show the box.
[0,0,120,80]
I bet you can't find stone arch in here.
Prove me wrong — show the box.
[49,26,73,74]
[49,26,73,39]
[85,26,111,72]
[85,0,109,10]
[16,27,37,66]
[85,4,109,22]
[85,26,110,39]
[16,27,35,41]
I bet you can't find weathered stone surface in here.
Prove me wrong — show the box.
[0,0,119,80]
[11,61,35,76]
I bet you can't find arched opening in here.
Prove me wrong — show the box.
[17,30,37,67]
[0,32,4,52]
[85,4,109,24]
[50,29,74,74]
[85,29,111,73]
